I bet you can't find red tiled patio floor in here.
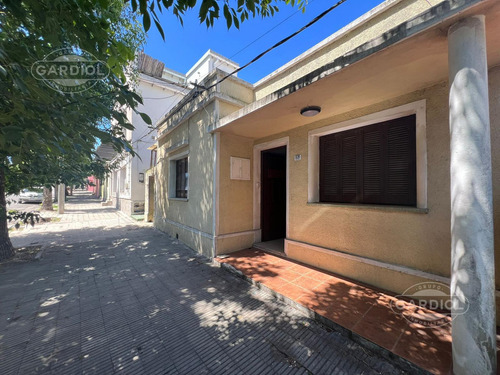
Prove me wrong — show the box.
[217,248,454,374]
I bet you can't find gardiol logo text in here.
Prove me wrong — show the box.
[32,48,109,93]
[390,282,469,327]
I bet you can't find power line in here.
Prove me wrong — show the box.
[135,0,349,144]
[230,0,317,61]
[206,0,348,90]
[211,0,316,76]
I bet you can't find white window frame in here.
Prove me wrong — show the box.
[308,100,427,209]
[168,150,189,201]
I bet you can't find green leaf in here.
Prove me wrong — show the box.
[139,112,152,125]
[223,4,231,28]
[143,12,151,31]
[154,18,165,40]
[131,0,138,12]
[199,0,210,22]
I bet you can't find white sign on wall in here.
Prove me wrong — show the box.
[230,157,251,180]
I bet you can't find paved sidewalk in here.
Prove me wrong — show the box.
[9,191,140,249]
[0,194,405,374]
[217,249,453,374]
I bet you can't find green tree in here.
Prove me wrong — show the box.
[127,0,305,33]
[0,0,305,261]
[0,0,147,260]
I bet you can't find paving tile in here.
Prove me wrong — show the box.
[218,248,456,374]
[0,192,406,375]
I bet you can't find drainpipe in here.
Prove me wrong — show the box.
[448,15,496,375]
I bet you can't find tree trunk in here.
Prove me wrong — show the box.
[41,187,53,211]
[0,166,15,261]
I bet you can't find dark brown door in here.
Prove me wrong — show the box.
[261,146,286,242]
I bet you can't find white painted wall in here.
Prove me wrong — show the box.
[128,75,188,202]
[186,50,239,86]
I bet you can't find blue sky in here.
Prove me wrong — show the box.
[144,0,385,84]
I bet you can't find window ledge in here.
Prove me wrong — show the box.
[168,197,188,202]
[307,202,428,214]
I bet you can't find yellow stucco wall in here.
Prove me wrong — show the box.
[218,133,254,235]
[154,74,255,257]
[219,67,500,294]
[254,0,438,99]
[220,78,254,104]
[154,103,215,258]
[215,133,255,254]
[219,102,243,119]
[254,82,450,277]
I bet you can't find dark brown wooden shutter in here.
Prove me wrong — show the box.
[384,115,416,206]
[362,124,385,204]
[319,114,416,206]
[175,158,188,198]
[339,130,358,203]
[319,134,339,202]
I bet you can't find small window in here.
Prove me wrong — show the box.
[150,149,157,168]
[175,157,188,198]
[319,115,416,206]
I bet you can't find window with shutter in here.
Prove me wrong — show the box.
[175,157,188,198]
[319,115,416,206]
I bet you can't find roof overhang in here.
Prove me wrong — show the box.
[214,0,500,139]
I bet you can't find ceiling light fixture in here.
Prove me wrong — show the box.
[300,106,321,117]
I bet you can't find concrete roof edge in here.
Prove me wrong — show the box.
[155,69,251,130]
[138,73,189,94]
[253,0,404,87]
[186,49,239,78]
[162,66,186,79]
[216,0,487,131]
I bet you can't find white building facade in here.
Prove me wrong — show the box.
[105,56,189,216]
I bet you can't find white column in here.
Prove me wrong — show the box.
[57,184,65,214]
[448,15,496,375]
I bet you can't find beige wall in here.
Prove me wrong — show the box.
[217,67,500,294]
[154,103,215,258]
[220,77,254,104]
[144,168,154,222]
[254,0,436,99]
[216,133,254,254]
[253,82,450,278]
[153,74,254,257]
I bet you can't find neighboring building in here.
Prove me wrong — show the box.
[98,53,189,216]
[86,176,100,196]
[154,1,500,371]
[151,50,253,254]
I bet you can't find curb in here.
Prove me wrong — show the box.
[116,210,139,224]
[213,258,432,375]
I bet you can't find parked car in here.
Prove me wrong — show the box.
[19,189,43,203]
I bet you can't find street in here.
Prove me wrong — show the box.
[6,194,41,213]
[0,192,404,374]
